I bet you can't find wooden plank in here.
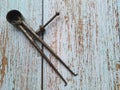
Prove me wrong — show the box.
[0,0,42,90]
[43,0,120,90]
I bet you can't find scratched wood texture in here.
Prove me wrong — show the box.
[0,0,42,90]
[43,0,120,90]
[0,0,120,90]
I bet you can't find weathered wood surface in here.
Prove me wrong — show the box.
[0,0,120,90]
[0,0,42,90]
[43,0,120,90]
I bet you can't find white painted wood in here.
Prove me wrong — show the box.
[43,0,120,90]
[0,0,42,90]
[0,0,120,90]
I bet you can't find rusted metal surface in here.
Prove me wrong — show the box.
[0,0,120,90]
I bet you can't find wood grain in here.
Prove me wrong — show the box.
[43,0,120,90]
[0,0,42,90]
[0,0,120,90]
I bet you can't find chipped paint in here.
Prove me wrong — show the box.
[0,48,7,85]
[0,0,120,90]
[0,0,43,90]
[0,56,7,85]
[43,0,120,90]
[116,64,120,71]
[115,63,120,90]
[0,30,8,86]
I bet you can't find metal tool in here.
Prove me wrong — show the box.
[6,10,78,86]
[36,12,60,35]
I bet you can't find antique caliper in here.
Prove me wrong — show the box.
[6,10,78,86]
